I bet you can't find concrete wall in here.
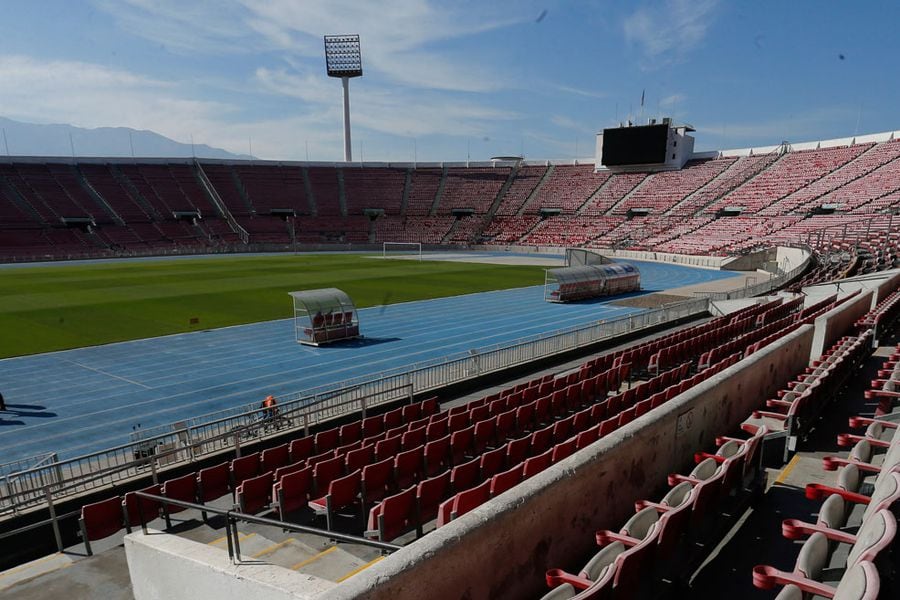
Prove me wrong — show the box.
[125,530,335,600]
[328,325,814,600]
[595,248,726,270]
[811,290,872,359]
[874,271,900,306]
[721,248,776,272]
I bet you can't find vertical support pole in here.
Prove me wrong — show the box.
[233,432,242,458]
[230,516,242,562]
[342,77,352,162]
[45,487,64,552]
[52,453,63,486]
[149,456,158,485]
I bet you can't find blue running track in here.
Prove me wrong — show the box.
[0,259,735,462]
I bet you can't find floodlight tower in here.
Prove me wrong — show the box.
[324,34,363,162]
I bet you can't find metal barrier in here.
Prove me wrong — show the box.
[130,491,401,562]
[703,253,812,301]
[0,296,710,516]
[0,383,412,516]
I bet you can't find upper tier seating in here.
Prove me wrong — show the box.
[343,167,406,216]
[405,169,443,216]
[668,153,781,216]
[306,167,342,216]
[494,166,549,216]
[580,173,647,215]
[233,165,310,215]
[706,145,869,214]
[522,166,611,214]
[613,158,735,215]
[759,142,900,215]
[437,168,509,215]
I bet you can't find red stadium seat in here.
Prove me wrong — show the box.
[345,444,375,473]
[237,471,274,515]
[395,446,424,489]
[424,435,451,477]
[401,426,426,451]
[230,453,261,488]
[274,466,313,520]
[375,435,402,462]
[479,446,506,480]
[197,462,230,504]
[308,469,362,530]
[79,496,125,555]
[260,444,289,473]
[366,486,416,542]
[450,425,475,464]
[361,457,395,510]
[522,449,553,479]
[161,473,197,515]
[339,422,362,445]
[312,455,345,494]
[315,428,340,453]
[123,484,162,530]
[451,457,481,492]
[505,435,531,467]
[289,436,315,463]
[416,470,452,529]
[490,464,523,497]
[451,480,491,520]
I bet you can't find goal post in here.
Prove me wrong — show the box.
[382,241,423,259]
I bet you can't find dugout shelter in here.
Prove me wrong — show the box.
[289,288,360,345]
[544,262,640,303]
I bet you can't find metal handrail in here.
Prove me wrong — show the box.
[133,491,401,562]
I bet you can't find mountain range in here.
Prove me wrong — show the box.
[0,117,251,160]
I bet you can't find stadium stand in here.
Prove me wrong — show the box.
[436,167,509,215]
[522,165,611,214]
[5,133,900,265]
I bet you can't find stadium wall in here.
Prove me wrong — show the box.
[875,271,900,306]
[327,325,815,600]
[125,531,334,600]
[811,290,873,359]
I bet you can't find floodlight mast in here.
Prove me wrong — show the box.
[324,34,363,162]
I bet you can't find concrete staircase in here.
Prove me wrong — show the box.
[604,173,653,215]
[516,164,554,217]
[202,529,380,583]
[428,167,448,217]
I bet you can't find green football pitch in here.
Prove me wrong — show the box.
[0,254,547,358]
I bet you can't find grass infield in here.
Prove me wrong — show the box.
[0,254,546,358]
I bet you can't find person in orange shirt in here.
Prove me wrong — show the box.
[260,395,279,420]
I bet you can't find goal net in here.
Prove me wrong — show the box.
[382,242,423,259]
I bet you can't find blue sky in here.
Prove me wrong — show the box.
[0,0,896,161]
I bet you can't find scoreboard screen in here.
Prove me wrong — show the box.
[601,124,668,166]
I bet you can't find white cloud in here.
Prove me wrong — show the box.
[697,107,859,147]
[623,0,719,68]
[93,0,264,55]
[660,93,687,107]
[94,0,527,93]
[254,67,519,138]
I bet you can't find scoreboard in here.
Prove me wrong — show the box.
[600,124,669,167]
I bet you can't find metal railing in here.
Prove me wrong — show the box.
[703,252,812,301]
[0,383,412,516]
[0,296,710,516]
[131,491,400,562]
